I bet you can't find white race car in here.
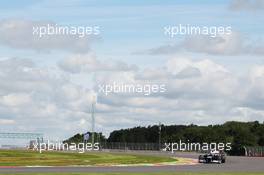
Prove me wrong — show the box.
[199,150,226,164]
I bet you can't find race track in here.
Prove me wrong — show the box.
[0,151,263,173]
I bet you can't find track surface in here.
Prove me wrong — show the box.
[0,151,264,173]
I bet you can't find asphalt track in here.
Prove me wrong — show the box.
[0,151,264,173]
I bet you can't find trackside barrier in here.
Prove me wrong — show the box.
[244,146,264,157]
[100,142,160,151]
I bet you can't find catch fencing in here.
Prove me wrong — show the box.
[100,142,161,151]
[244,146,264,157]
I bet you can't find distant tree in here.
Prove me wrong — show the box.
[107,121,264,155]
[64,132,106,144]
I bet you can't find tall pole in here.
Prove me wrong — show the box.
[91,92,96,146]
[91,72,97,146]
[158,122,161,151]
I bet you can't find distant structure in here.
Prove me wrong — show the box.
[90,72,97,145]
[158,122,161,150]
[0,133,44,149]
[91,91,97,145]
[244,146,264,157]
[0,133,43,140]
[83,132,90,144]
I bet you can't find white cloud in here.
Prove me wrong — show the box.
[0,119,15,125]
[230,0,264,11]
[59,54,137,73]
[144,32,264,56]
[249,65,264,80]
[1,93,32,107]
[92,56,262,127]
[0,19,97,53]
[166,58,229,75]
[1,56,264,140]
[0,57,96,139]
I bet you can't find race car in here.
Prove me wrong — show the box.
[198,150,226,164]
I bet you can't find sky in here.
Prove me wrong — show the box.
[0,0,264,143]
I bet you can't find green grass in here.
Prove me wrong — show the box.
[0,150,176,166]
[2,173,264,175]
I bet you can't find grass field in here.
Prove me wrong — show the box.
[0,150,263,175]
[2,173,264,175]
[0,150,177,166]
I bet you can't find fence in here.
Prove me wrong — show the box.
[244,146,264,157]
[100,142,161,151]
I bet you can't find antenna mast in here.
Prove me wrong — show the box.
[91,73,97,145]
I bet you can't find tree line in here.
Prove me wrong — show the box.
[65,121,264,155]
[108,121,264,155]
